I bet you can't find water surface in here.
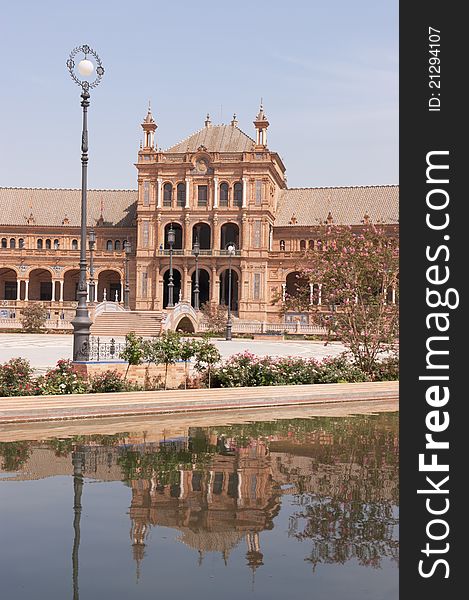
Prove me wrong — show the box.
[0,412,398,600]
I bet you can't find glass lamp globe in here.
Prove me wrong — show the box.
[77,59,94,77]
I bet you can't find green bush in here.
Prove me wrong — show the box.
[0,358,37,397]
[205,352,396,388]
[20,304,48,333]
[89,369,141,393]
[37,359,89,395]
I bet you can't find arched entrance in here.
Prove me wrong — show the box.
[219,269,239,311]
[163,268,182,308]
[175,316,195,333]
[164,223,183,249]
[191,268,210,308]
[98,270,122,302]
[0,268,18,300]
[192,223,211,249]
[220,223,239,249]
[63,269,80,301]
[29,269,52,301]
[286,271,309,300]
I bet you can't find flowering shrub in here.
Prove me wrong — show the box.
[89,370,141,393]
[0,358,37,396]
[205,351,397,388]
[37,360,89,395]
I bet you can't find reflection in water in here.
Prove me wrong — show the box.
[0,413,398,592]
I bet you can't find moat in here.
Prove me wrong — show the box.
[0,411,399,600]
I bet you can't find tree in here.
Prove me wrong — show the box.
[193,336,221,388]
[179,338,198,389]
[198,302,228,334]
[120,332,145,379]
[20,304,48,333]
[282,225,399,375]
[144,331,183,390]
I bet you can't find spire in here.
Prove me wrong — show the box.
[231,113,238,127]
[143,100,155,124]
[253,100,269,148]
[141,101,157,149]
[205,113,211,127]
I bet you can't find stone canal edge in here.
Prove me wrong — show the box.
[0,381,399,424]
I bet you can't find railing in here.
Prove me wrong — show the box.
[157,249,242,257]
[198,320,326,335]
[0,318,73,330]
[88,336,127,361]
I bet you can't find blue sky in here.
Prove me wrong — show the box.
[0,0,398,190]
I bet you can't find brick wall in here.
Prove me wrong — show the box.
[73,361,187,389]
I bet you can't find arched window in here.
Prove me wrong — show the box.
[106,240,113,251]
[72,239,78,250]
[1,238,7,249]
[220,183,229,207]
[45,239,51,249]
[54,239,59,249]
[280,240,286,251]
[163,183,173,207]
[300,240,306,251]
[114,240,121,251]
[37,239,43,249]
[176,183,186,207]
[19,238,25,249]
[233,182,243,207]
[308,240,314,250]
[10,238,16,249]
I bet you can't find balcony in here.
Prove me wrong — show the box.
[156,249,241,257]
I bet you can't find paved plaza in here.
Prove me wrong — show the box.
[0,333,347,370]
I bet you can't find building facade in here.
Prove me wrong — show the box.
[0,105,399,326]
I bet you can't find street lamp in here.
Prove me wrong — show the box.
[193,235,200,311]
[124,241,131,310]
[167,224,175,308]
[225,243,236,341]
[88,229,96,303]
[67,45,104,361]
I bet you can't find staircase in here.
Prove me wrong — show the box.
[91,311,163,338]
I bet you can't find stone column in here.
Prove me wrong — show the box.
[120,281,124,303]
[59,279,64,302]
[25,279,29,301]
[318,283,322,305]
[213,176,219,209]
[185,178,191,208]
[182,265,189,302]
[16,279,20,300]
[157,178,162,208]
[392,286,396,304]
[282,283,286,302]
[154,264,160,309]
[184,215,191,251]
[242,177,248,208]
[51,281,56,302]
[212,215,220,251]
[309,283,314,305]
[211,267,218,302]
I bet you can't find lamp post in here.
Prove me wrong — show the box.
[71,446,85,600]
[124,241,131,310]
[88,229,96,303]
[225,243,236,341]
[67,45,104,361]
[193,235,200,311]
[167,224,175,308]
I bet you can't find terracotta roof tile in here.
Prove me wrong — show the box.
[276,185,399,226]
[0,187,137,228]
[166,124,256,153]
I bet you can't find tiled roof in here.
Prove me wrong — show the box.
[0,187,137,228]
[275,185,399,226]
[166,124,256,153]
